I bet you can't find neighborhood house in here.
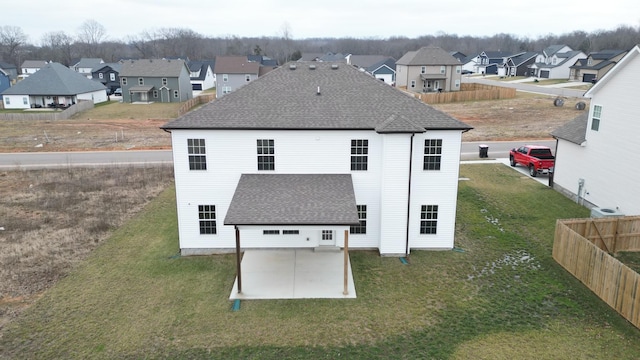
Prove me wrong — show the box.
[118,59,193,103]
[161,62,472,256]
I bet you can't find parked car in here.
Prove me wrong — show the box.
[461,70,473,75]
[509,145,555,177]
[113,88,122,96]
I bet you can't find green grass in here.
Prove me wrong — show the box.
[2,165,640,359]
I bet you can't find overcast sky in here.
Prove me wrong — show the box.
[11,0,640,44]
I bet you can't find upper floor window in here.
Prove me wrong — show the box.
[198,205,216,234]
[153,90,158,98]
[350,205,367,234]
[257,139,275,170]
[456,66,461,74]
[440,66,446,74]
[245,74,251,82]
[98,73,104,79]
[162,78,168,86]
[121,77,127,86]
[223,74,229,82]
[420,66,426,74]
[410,80,416,88]
[187,138,207,170]
[587,58,593,66]
[591,105,602,131]
[423,139,442,170]
[351,139,368,171]
[110,73,116,81]
[138,78,144,86]
[420,205,438,234]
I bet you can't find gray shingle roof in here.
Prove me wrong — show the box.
[349,55,389,68]
[397,46,461,66]
[161,62,471,133]
[224,174,360,225]
[2,62,106,95]
[213,56,260,74]
[119,59,187,77]
[20,60,48,69]
[550,111,588,144]
[74,58,104,69]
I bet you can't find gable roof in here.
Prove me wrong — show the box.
[365,57,396,73]
[20,60,48,69]
[213,56,260,74]
[550,111,588,145]
[224,174,360,226]
[93,62,122,73]
[480,51,513,59]
[119,59,188,77]
[162,62,471,133]
[349,55,389,68]
[585,45,640,97]
[397,46,461,66]
[543,45,570,57]
[2,62,106,95]
[187,60,215,80]
[590,49,627,60]
[74,58,104,69]
[508,52,537,66]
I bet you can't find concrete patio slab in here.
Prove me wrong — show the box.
[229,249,357,300]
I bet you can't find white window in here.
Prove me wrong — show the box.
[4,97,9,105]
[122,77,127,86]
[420,66,426,74]
[222,86,232,94]
[198,205,216,234]
[110,73,116,81]
[591,105,602,131]
[456,66,461,74]
[223,74,229,82]
[153,90,158,98]
[98,73,104,79]
[455,79,460,88]
[173,90,179,98]
[23,97,28,105]
[162,78,168,86]
[440,66,446,74]
[245,74,251,82]
[410,80,416,88]
[138,78,144,86]
[420,205,439,234]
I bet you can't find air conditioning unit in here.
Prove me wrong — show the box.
[590,207,624,218]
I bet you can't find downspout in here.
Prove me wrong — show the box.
[405,133,415,258]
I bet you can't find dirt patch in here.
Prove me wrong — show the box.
[432,93,588,141]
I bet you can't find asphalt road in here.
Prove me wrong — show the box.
[0,150,173,169]
[0,140,555,169]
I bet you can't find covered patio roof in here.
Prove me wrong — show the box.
[224,174,360,226]
[420,74,447,80]
[128,85,154,92]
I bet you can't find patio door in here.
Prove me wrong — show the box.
[319,230,335,246]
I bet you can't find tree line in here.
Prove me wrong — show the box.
[1,20,639,68]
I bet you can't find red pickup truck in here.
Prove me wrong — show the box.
[509,145,555,177]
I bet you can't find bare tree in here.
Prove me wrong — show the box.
[40,31,75,65]
[0,25,28,65]
[77,19,107,57]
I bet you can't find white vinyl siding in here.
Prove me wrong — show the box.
[170,129,463,253]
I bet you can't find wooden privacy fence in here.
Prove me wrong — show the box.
[177,93,216,116]
[401,83,516,104]
[0,100,94,121]
[553,216,640,329]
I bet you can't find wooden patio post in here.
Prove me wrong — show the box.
[235,226,242,294]
[343,229,349,295]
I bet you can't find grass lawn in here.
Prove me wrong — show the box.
[2,164,640,359]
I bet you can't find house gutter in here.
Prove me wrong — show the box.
[405,133,415,258]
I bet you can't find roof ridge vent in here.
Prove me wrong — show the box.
[309,64,316,70]
[331,64,339,70]
[316,86,321,95]
[289,64,297,70]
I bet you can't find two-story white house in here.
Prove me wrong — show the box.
[550,45,640,215]
[161,62,472,256]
